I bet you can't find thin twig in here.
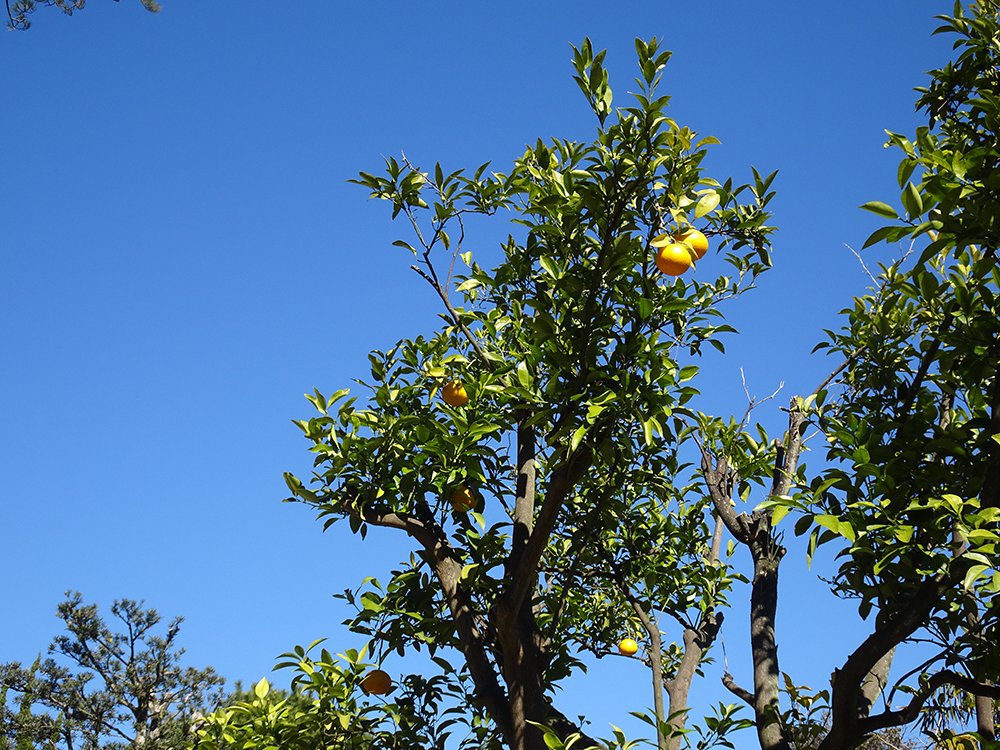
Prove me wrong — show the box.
[846,243,878,285]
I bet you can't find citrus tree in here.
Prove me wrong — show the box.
[706,2,1000,748]
[284,37,775,750]
[284,5,1000,749]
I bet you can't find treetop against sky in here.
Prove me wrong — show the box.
[2,2,991,749]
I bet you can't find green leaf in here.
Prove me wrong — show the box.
[694,191,720,218]
[517,361,532,389]
[963,564,990,591]
[539,256,560,279]
[771,505,792,527]
[901,183,924,219]
[254,678,269,699]
[642,419,653,447]
[860,201,899,219]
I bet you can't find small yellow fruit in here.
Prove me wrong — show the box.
[654,243,695,276]
[450,486,476,512]
[618,638,639,656]
[442,380,469,407]
[360,669,392,695]
[674,229,708,260]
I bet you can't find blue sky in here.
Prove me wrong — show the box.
[1,0,955,741]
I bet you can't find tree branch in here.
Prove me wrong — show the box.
[859,670,1000,735]
[329,492,514,739]
[722,672,754,707]
[505,446,593,615]
[410,264,493,369]
[821,572,951,750]
[698,449,748,544]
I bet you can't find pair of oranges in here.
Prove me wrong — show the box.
[439,380,478,512]
[652,228,709,276]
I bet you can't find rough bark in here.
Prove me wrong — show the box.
[492,419,602,750]
[665,629,700,750]
[858,647,894,719]
[749,527,790,750]
[975,693,996,743]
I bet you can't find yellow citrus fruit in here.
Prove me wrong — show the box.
[450,486,476,512]
[442,380,469,407]
[654,243,695,276]
[674,228,708,260]
[618,638,639,656]
[360,669,392,695]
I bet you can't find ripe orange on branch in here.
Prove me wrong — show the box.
[449,486,477,512]
[654,243,695,276]
[360,669,393,695]
[441,380,469,407]
[618,638,639,656]
[674,228,708,259]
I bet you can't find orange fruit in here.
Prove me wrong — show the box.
[441,380,469,407]
[618,638,639,656]
[674,228,708,260]
[449,486,476,512]
[360,669,393,695]
[654,243,695,276]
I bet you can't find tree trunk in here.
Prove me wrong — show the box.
[664,516,725,750]
[975,694,996,743]
[665,629,701,750]
[749,531,790,750]
[858,647,894,718]
[630,599,668,750]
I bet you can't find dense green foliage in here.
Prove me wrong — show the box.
[193,643,496,750]
[278,5,1000,748]
[9,3,1000,750]
[283,34,776,750]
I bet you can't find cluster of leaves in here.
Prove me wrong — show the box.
[818,0,1000,689]
[280,4,1000,749]
[192,643,498,750]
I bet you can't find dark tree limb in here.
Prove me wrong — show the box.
[505,446,593,615]
[333,495,515,744]
[722,672,754,707]
[858,670,1000,736]
[820,573,951,750]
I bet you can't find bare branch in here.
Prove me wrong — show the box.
[722,671,754,707]
[859,670,1000,735]
[845,243,878,285]
[698,445,749,544]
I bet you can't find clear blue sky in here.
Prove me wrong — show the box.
[0,0,953,741]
